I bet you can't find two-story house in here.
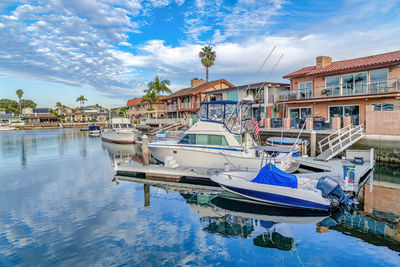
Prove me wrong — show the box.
[280,51,400,126]
[163,78,234,118]
[204,82,289,118]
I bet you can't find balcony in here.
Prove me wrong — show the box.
[179,102,192,110]
[279,79,399,101]
[167,104,177,111]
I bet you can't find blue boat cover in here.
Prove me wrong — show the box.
[251,163,298,188]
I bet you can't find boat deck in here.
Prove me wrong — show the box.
[294,157,374,193]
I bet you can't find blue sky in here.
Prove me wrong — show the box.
[0,0,400,108]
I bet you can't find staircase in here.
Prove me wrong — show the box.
[316,124,365,161]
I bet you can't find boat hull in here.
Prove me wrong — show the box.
[101,131,136,144]
[211,172,330,211]
[148,144,293,172]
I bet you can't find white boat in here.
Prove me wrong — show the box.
[0,124,16,131]
[88,125,101,137]
[265,137,309,157]
[210,153,357,211]
[148,101,298,172]
[101,118,138,144]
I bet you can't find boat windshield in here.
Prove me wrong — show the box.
[128,124,133,128]
[199,101,252,135]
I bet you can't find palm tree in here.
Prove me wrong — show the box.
[199,45,216,82]
[142,88,158,110]
[147,76,171,96]
[16,89,23,114]
[143,76,172,110]
[56,102,62,108]
[76,95,87,108]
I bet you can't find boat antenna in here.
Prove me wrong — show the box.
[253,54,284,101]
[225,46,276,125]
[237,46,276,102]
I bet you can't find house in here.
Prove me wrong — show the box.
[126,97,168,122]
[25,113,58,124]
[204,82,289,118]
[280,51,400,128]
[163,78,234,118]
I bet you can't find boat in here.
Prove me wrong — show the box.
[88,125,101,137]
[155,130,186,141]
[210,147,357,211]
[101,118,138,144]
[148,100,299,172]
[0,124,16,131]
[265,137,309,157]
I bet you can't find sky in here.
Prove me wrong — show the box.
[0,0,400,108]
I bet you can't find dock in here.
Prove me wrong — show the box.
[114,148,375,194]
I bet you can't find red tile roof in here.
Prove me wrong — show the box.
[283,50,400,79]
[126,98,142,106]
[164,79,234,99]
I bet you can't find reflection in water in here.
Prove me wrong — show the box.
[102,141,141,163]
[116,174,400,256]
[1,129,400,265]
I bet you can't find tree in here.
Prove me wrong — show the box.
[76,95,87,108]
[0,99,19,114]
[147,76,171,96]
[142,76,171,110]
[20,99,36,109]
[16,89,23,114]
[56,102,62,108]
[199,45,216,82]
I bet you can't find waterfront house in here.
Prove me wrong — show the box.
[279,50,400,133]
[204,82,289,118]
[25,113,58,124]
[163,78,234,118]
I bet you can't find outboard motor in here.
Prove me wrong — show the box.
[316,176,358,211]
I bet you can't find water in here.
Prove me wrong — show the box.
[0,129,399,266]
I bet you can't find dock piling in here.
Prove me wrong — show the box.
[310,131,316,157]
[142,135,150,166]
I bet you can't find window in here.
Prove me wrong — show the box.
[299,82,312,99]
[196,134,229,146]
[373,103,394,111]
[114,124,120,129]
[329,105,360,125]
[289,107,312,119]
[178,134,196,144]
[227,90,238,101]
[128,124,133,128]
[325,76,340,96]
[121,124,127,128]
[342,72,367,95]
[370,69,388,93]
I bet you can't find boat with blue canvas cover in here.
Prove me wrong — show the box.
[210,147,357,211]
[148,100,299,172]
[88,125,101,137]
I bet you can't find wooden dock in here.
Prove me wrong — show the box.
[114,149,375,194]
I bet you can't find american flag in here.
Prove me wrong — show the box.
[252,118,259,135]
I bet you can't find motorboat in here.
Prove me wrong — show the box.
[88,125,101,137]
[0,124,16,131]
[210,147,357,211]
[265,137,309,157]
[101,117,138,144]
[148,101,299,172]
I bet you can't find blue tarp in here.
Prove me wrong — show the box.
[251,163,298,188]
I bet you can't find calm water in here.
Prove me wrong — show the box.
[0,129,399,266]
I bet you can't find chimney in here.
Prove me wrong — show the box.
[191,78,205,88]
[316,56,332,68]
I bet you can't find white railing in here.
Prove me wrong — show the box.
[280,79,399,101]
[140,118,191,126]
[318,123,364,160]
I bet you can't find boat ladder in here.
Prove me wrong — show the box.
[316,124,365,161]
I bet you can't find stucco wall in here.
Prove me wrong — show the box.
[366,105,400,135]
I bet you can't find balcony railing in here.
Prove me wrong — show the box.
[279,79,399,101]
[167,104,177,111]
